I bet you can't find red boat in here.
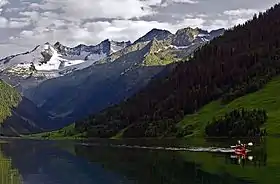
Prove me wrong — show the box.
[234,146,247,155]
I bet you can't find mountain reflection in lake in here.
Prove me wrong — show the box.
[0,138,279,184]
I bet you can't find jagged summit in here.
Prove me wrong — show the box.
[171,27,223,47]
[175,27,208,37]
[132,27,225,48]
[133,28,173,44]
[53,39,131,60]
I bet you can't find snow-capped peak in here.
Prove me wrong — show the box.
[109,40,131,53]
[0,39,132,82]
[54,39,131,61]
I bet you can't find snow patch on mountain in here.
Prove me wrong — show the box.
[4,43,86,72]
[1,40,126,80]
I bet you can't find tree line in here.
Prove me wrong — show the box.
[205,108,267,137]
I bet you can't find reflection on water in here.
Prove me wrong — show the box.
[0,138,279,184]
[0,140,131,184]
[0,141,21,184]
[75,143,250,184]
[225,149,267,168]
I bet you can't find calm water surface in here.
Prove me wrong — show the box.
[0,137,279,184]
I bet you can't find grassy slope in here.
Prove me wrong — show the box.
[179,76,280,137]
[0,80,21,123]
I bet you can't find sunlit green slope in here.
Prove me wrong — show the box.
[0,80,21,123]
[179,76,280,136]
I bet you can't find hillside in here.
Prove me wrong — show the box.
[0,80,58,136]
[0,80,21,123]
[59,3,280,138]
[179,76,280,137]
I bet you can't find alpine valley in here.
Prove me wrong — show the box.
[46,3,280,139]
[0,27,224,136]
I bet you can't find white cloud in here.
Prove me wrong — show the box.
[35,0,157,21]
[144,0,163,6]
[0,0,8,7]
[176,18,205,28]
[86,20,173,42]
[169,0,198,4]
[231,18,249,26]
[19,11,40,21]
[204,17,251,30]
[20,30,34,37]
[161,0,198,7]
[0,0,8,14]
[9,17,209,49]
[8,17,31,28]
[9,20,169,47]
[28,3,41,10]
[0,16,7,27]
[4,7,21,13]
[204,19,229,30]
[224,9,259,17]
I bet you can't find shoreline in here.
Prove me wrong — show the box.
[0,135,272,142]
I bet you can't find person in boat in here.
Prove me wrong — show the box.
[236,140,246,149]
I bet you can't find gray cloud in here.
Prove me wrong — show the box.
[0,0,279,57]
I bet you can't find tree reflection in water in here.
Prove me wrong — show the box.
[0,142,22,184]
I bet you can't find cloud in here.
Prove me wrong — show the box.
[0,0,8,7]
[84,20,173,43]
[0,0,8,14]
[8,17,31,28]
[207,8,262,30]
[11,17,207,48]
[224,9,259,17]
[4,7,21,13]
[0,16,7,27]
[144,0,163,6]
[160,0,198,7]
[169,0,198,4]
[0,0,279,57]
[176,18,205,28]
[34,0,157,21]
[19,11,40,21]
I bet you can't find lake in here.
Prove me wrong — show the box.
[0,137,279,184]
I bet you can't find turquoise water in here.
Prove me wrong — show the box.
[0,138,279,184]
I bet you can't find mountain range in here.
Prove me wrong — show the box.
[0,26,224,135]
[68,3,280,138]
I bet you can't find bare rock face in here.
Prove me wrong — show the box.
[133,28,173,44]
[171,27,225,47]
[40,43,54,64]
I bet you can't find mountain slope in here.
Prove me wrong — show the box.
[179,76,280,137]
[24,27,224,126]
[68,3,280,138]
[0,80,56,136]
[0,80,21,123]
[24,40,173,123]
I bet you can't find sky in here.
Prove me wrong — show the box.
[0,0,278,57]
